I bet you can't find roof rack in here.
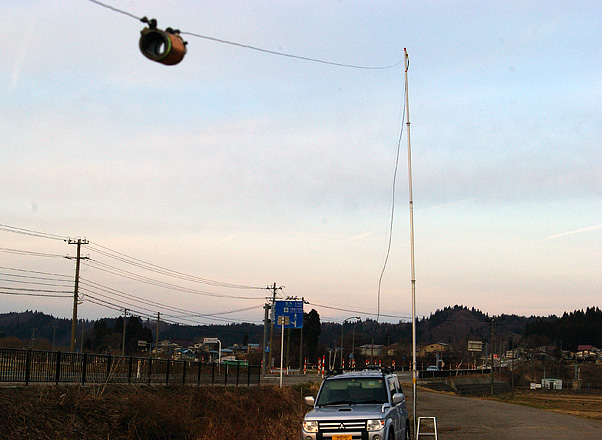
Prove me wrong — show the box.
[362,366,394,375]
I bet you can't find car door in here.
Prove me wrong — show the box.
[387,376,403,438]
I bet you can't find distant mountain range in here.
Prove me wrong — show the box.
[1,305,601,352]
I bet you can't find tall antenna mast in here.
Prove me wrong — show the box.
[404,47,418,434]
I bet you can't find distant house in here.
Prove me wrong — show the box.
[418,342,449,358]
[576,345,600,360]
[358,344,384,357]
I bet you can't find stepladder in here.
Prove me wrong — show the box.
[416,417,438,440]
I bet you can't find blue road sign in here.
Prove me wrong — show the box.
[274,300,303,329]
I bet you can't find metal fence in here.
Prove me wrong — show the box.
[0,348,261,386]
[418,367,491,379]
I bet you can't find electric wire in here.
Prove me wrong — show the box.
[0,266,71,277]
[0,291,71,298]
[85,242,264,290]
[86,0,403,70]
[0,247,65,258]
[0,224,68,241]
[79,277,263,320]
[307,300,411,322]
[0,277,72,288]
[86,259,266,300]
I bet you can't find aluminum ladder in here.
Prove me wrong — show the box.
[416,417,438,440]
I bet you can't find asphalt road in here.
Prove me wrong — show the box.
[406,386,602,439]
[273,371,602,438]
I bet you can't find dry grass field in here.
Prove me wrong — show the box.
[0,383,317,440]
[495,391,602,421]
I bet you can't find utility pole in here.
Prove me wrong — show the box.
[262,303,270,375]
[490,318,495,396]
[155,312,160,359]
[267,282,282,372]
[68,238,89,352]
[299,297,305,372]
[52,326,58,352]
[81,320,85,352]
[122,308,128,357]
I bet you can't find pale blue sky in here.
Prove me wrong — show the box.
[1,1,600,325]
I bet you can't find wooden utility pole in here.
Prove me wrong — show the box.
[122,308,128,356]
[267,282,282,371]
[68,238,89,352]
[155,312,160,359]
[490,318,495,396]
[262,303,270,375]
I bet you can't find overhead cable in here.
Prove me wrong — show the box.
[86,259,266,300]
[86,0,403,70]
[0,224,68,241]
[86,242,264,290]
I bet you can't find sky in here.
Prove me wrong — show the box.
[1,0,601,327]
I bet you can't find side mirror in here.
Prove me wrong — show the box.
[392,392,405,405]
[304,396,316,406]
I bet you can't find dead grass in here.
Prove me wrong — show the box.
[494,390,602,421]
[0,383,317,440]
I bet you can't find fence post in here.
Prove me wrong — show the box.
[236,362,240,387]
[25,349,31,386]
[182,360,187,385]
[224,363,229,386]
[211,362,215,386]
[166,360,170,386]
[82,353,88,385]
[55,351,61,385]
[247,364,251,386]
[197,361,202,386]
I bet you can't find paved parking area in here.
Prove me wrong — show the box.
[407,387,602,439]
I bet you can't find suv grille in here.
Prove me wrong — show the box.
[319,420,366,431]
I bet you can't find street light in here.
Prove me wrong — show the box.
[341,317,361,369]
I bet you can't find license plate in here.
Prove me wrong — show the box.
[332,436,352,440]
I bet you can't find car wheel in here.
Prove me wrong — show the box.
[388,428,395,440]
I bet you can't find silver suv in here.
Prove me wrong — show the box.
[302,368,411,440]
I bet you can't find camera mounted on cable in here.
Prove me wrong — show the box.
[139,17,187,65]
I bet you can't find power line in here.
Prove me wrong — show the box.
[0,247,65,258]
[307,300,411,322]
[85,242,264,290]
[0,266,71,278]
[78,277,265,325]
[0,224,68,241]
[85,0,403,70]
[86,259,266,300]
[0,290,71,298]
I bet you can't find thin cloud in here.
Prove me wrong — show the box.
[347,231,375,242]
[545,224,602,240]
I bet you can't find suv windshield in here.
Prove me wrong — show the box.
[316,377,389,406]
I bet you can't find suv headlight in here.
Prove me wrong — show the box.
[366,419,385,432]
[303,420,319,433]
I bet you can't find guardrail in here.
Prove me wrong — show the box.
[0,348,261,386]
[418,368,491,379]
